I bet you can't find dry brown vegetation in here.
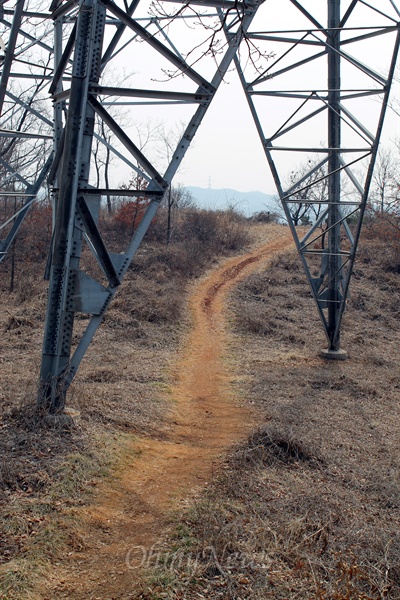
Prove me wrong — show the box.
[0,207,399,600]
[143,230,400,599]
[0,205,253,599]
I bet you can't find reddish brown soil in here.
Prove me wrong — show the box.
[45,229,293,599]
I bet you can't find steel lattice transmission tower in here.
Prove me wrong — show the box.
[0,0,398,411]
[233,0,400,357]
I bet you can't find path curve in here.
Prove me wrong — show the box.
[49,227,294,599]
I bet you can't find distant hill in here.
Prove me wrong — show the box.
[185,186,276,217]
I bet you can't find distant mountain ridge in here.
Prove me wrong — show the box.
[185,186,276,217]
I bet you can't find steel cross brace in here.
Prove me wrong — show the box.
[36,0,261,411]
[0,0,399,411]
[0,0,56,263]
[232,0,400,356]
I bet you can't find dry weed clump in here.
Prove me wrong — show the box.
[145,235,400,599]
[242,426,322,468]
[146,424,400,599]
[0,386,91,595]
[181,208,251,254]
[0,378,143,597]
[361,219,400,275]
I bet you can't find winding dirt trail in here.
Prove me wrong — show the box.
[49,227,293,599]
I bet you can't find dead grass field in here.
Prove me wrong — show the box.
[0,209,255,598]
[143,235,400,599]
[0,216,399,600]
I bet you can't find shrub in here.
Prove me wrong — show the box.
[114,198,150,233]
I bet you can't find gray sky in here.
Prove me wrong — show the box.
[176,0,400,193]
[109,0,400,194]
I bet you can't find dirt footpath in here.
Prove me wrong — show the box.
[47,229,293,599]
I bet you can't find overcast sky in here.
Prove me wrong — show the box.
[177,74,400,195]
[109,0,400,194]
[175,0,400,194]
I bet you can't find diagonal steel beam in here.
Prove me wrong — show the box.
[0,0,25,114]
[35,0,261,410]
[233,0,400,357]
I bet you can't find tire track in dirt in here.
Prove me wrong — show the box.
[48,228,294,599]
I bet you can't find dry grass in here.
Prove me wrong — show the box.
[143,237,400,600]
[1,212,399,599]
[0,207,254,599]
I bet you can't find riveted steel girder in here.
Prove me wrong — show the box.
[32,0,260,411]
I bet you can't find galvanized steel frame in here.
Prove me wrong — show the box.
[232,0,400,352]
[0,0,399,409]
[0,0,260,410]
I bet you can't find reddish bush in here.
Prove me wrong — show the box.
[114,198,150,233]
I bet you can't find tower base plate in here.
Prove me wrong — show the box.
[320,348,348,360]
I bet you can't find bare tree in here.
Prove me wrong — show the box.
[370,147,400,215]
[279,159,329,226]
[163,183,193,243]
[368,146,400,234]
[149,0,272,80]
[388,66,400,118]
[155,124,189,243]
[0,78,52,288]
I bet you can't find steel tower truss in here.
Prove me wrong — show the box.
[0,0,263,411]
[233,0,400,356]
[0,0,399,410]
